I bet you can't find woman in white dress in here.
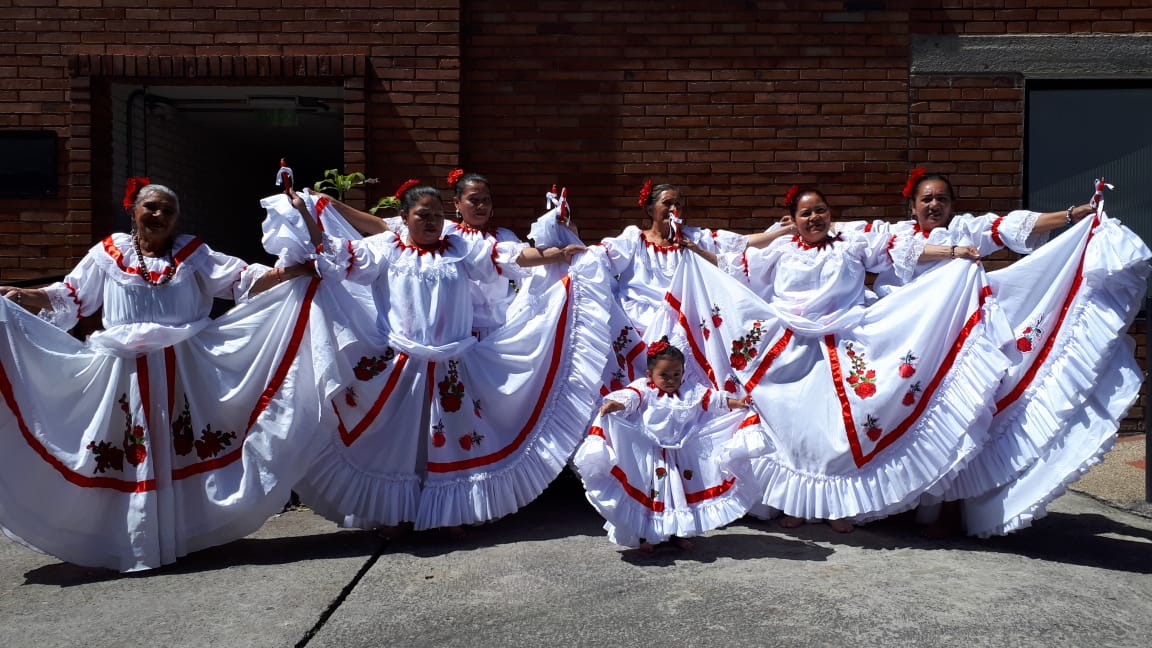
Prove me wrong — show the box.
[0,181,335,571]
[322,170,533,339]
[681,186,1012,533]
[869,170,1150,536]
[266,182,610,536]
[590,181,786,393]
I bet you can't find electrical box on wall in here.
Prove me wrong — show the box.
[0,131,58,198]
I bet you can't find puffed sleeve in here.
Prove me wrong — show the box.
[194,243,270,303]
[600,228,640,278]
[851,229,896,274]
[491,229,532,280]
[39,245,105,330]
[603,381,645,415]
[700,387,730,413]
[883,222,929,285]
[317,232,392,285]
[966,210,1047,255]
[690,228,746,254]
[720,241,783,292]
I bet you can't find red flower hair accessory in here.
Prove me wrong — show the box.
[902,167,926,199]
[394,179,421,201]
[446,168,464,186]
[122,176,151,210]
[782,184,801,210]
[637,178,653,207]
[646,340,670,357]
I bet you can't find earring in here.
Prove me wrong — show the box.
[455,210,463,221]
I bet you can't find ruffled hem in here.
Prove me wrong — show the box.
[961,344,1143,537]
[946,217,1149,500]
[598,484,759,547]
[754,330,1007,522]
[969,431,1116,539]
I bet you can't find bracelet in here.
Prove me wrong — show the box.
[1065,206,1074,225]
[949,245,956,259]
[14,290,22,305]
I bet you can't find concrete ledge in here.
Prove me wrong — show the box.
[911,34,1152,78]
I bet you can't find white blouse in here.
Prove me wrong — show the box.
[724,229,893,336]
[319,231,508,357]
[39,233,265,353]
[602,225,745,334]
[604,378,730,447]
[857,211,1045,296]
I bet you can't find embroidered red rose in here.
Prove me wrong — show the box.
[125,443,147,466]
[712,314,723,328]
[702,327,710,340]
[442,393,462,412]
[610,379,625,391]
[730,353,747,371]
[866,426,882,441]
[655,467,667,478]
[1016,337,1033,353]
[353,366,373,381]
[683,469,694,480]
[899,363,916,379]
[432,432,446,448]
[344,388,358,407]
[174,432,193,456]
[854,382,877,399]
[459,434,472,450]
[748,347,758,358]
[902,392,915,406]
[733,340,744,350]
[473,400,483,418]
[847,374,859,385]
[864,369,875,379]
[724,378,738,393]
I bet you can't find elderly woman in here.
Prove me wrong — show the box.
[857,170,1151,537]
[666,186,1012,533]
[262,180,607,537]
[0,181,334,571]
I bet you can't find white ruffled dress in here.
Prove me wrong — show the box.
[261,191,612,531]
[572,379,767,547]
[0,234,338,571]
[857,210,1150,535]
[701,230,1010,521]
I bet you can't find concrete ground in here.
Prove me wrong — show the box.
[1,440,1149,648]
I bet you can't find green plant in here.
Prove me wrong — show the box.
[369,196,400,215]
[312,169,378,201]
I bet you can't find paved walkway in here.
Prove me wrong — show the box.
[1,439,1149,648]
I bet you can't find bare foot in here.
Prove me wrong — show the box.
[828,518,855,534]
[671,536,694,551]
[779,515,806,529]
[638,540,656,553]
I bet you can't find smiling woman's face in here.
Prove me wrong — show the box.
[792,191,832,245]
[132,189,179,242]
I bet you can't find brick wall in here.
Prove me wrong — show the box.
[0,0,1146,430]
[0,0,459,281]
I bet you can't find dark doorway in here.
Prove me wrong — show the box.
[112,84,344,265]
